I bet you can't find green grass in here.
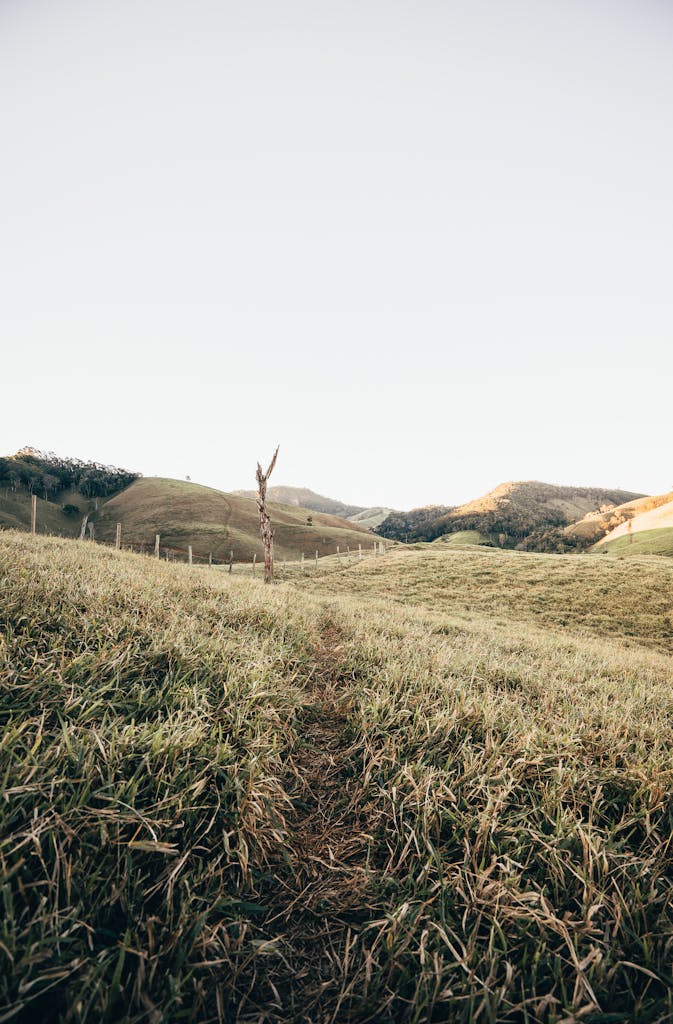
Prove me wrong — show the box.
[599,528,673,558]
[3,533,673,1021]
[432,529,492,547]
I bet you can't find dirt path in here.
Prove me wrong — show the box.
[236,622,377,1023]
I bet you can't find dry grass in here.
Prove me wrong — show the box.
[2,534,673,1022]
[93,477,373,562]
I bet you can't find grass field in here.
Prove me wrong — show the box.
[598,528,673,558]
[2,533,673,1022]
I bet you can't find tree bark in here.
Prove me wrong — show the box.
[256,446,279,584]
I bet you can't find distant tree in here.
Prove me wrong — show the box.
[42,473,60,500]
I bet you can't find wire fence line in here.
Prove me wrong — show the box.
[11,510,388,571]
[111,536,389,572]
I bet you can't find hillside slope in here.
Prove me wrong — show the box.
[595,496,673,555]
[378,481,642,547]
[232,485,365,519]
[93,477,372,561]
[566,490,673,547]
[233,484,396,529]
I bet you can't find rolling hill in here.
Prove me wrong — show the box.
[84,477,374,562]
[0,450,376,563]
[565,490,673,547]
[377,480,643,547]
[595,494,673,556]
[233,484,396,531]
[232,485,366,518]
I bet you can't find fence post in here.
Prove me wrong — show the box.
[115,523,122,550]
[347,545,350,561]
[315,550,318,569]
[229,550,234,574]
[253,552,256,575]
[301,552,305,573]
[337,545,341,562]
[359,543,362,561]
[188,545,192,566]
[155,534,160,559]
[373,542,377,556]
[208,551,212,568]
[283,558,286,573]
[31,494,37,535]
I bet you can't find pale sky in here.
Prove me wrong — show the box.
[1,0,671,510]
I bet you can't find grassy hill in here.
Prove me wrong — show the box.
[232,484,366,519]
[594,496,673,549]
[566,490,673,547]
[3,532,673,1021]
[599,527,673,557]
[377,480,643,547]
[233,485,396,531]
[93,477,373,562]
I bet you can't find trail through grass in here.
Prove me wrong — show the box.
[2,533,673,1022]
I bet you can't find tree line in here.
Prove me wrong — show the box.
[0,448,139,501]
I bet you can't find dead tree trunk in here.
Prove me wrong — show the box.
[256,446,279,584]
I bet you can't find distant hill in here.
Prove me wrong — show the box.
[377,482,644,548]
[565,491,673,548]
[594,494,673,556]
[233,485,396,531]
[233,485,365,519]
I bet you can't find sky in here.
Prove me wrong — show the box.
[1,0,672,510]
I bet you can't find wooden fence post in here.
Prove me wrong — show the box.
[315,550,318,569]
[31,495,37,535]
[358,543,362,561]
[301,552,305,573]
[116,523,122,550]
[208,551,212,567]
[253,552,256,575]
[188,545,192,566]
[155,534,160,558]
[373,542,377,556]
[337,545,341,562]
[229,550,234,574]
